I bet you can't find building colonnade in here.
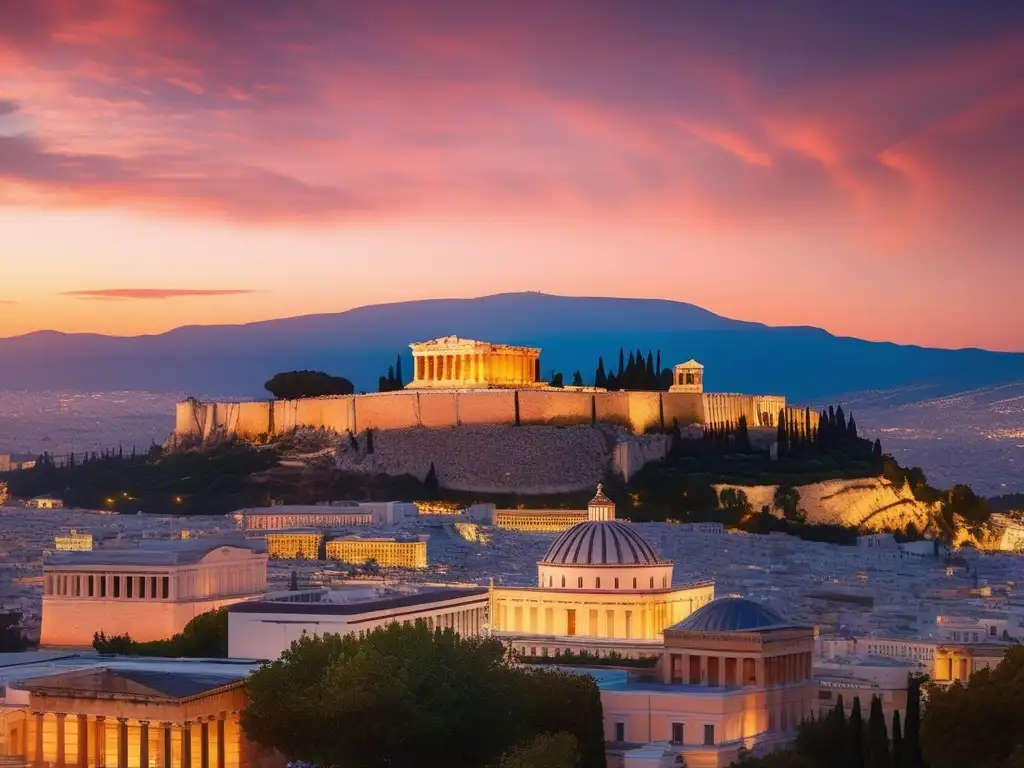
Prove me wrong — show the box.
[667,651,813,688]
[22,711,249,768]
[412,351,539,386]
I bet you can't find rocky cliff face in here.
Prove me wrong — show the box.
[714,477,939,532]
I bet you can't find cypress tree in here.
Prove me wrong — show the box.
[655,350,661,376]
[848,414,859,442]
[891,710,903,768]
[832,695,848,758]
[866,695,890,768]
[777,409,788,458]
[595,357,607,388]
[617,348,624,377]
[836,405,847,434]
[903,677,922,768]
[395,354,403,387]
[645,351,655,387]
[828,405,837,430]
[366,429,374,454]
[849,696,865,768]
[424,462,439,498]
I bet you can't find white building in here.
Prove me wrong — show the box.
[237,501,416,530]
[227,585,489,660]
[26,497,64,509]
[40,538,267,647]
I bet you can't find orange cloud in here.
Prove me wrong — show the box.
[62,288,257,301]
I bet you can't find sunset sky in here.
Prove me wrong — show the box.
[1,1,1022,350]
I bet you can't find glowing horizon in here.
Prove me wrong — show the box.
[1,2,1022,351]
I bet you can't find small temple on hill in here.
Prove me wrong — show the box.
[406,336,545,389]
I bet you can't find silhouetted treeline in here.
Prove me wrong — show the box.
[377,354,404,393]
[594,348,673,390]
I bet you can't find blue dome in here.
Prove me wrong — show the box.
[542,521,663,566]
[670,598,789,632]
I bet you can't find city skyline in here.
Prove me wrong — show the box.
[1,1,1022,350]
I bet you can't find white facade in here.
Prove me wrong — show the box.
[227,586,489,660]
[40,539,267,647]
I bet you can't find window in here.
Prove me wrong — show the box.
[596,578,601,589]
[151,576,158,597]
[561,576,565,588]
[650,577,654,589]
[703,725,715,746]
[87,575,94,597]
[991,625,997,636]
[662,577,667,588]
[139,578,147,599]
[99,576,107,598]
[566,609,576,637]
[671,723,684,744]
[614,723,625,742]
[162,576,170,599]
[614,578,619,589]
[126,577,133,599]
[578,577,583,589]
[632,578,637,589]
[113,576,120,599]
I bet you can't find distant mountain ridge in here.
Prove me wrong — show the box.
[1,292,1023,401]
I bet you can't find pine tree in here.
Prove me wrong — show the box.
[617,348,624,377]
[849,696,865,768]
[903,677,923,768]
[777,409,788,458]
[571,371,583,387]
[891,710,903,768]
[424,462,439,498]
[395,354,403,387]
[848,414,859,442]
[595,357,607,388]
[737,415,750,451]
[866,695,890,768]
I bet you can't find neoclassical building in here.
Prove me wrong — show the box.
[407,336,544,389]
[41,539,268,648]
[1,658,281,768]
[588,597,818,767]
[490,487,715,657]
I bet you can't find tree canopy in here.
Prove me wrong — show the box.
[241,622,605,768]
[264,370,354,399]
[94,607,228,657]
[0,611,31,652]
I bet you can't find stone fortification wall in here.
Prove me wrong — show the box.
[714,478,937,532]
[335,425,628,494]
[175,389,788,441]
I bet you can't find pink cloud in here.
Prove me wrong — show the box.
[62,288,257,301]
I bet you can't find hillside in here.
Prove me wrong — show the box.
[714,478,938,533]
[2,292,1024,400]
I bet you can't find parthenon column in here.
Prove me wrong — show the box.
[216,715,226,768]
[161,724,173,768]
[94,716,107,768]
[33,712,44,768]
[56,713,67,768]
[181,723,192,768]
[139,721,149,768]
[200,720,210,768]
[116,719,128,768]
[77,715,88,768]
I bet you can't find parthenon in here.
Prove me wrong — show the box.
[406,336,545,389]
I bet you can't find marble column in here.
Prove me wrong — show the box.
[77,715,88,768]
[216,716,226,768]
[33,712,44,768]
[56,713,67,768]
[116,719,128,768]
[139,721,149,768]
[94,717,107,768]
[161,724,173,768]
[200,721,209,768]
[181,723,192,768]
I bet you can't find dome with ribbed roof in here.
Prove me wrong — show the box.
[669,597,789,632]
[542,520,663,566]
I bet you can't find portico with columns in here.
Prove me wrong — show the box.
[406,336,544,389]
[8,666,280,768]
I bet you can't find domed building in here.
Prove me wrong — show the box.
[565,596,818,767]
[489,486,714,657]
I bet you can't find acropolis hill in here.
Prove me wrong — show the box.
[176,336,799,441]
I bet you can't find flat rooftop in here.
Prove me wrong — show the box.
[229,586,488,616]
[46,537,265,567]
